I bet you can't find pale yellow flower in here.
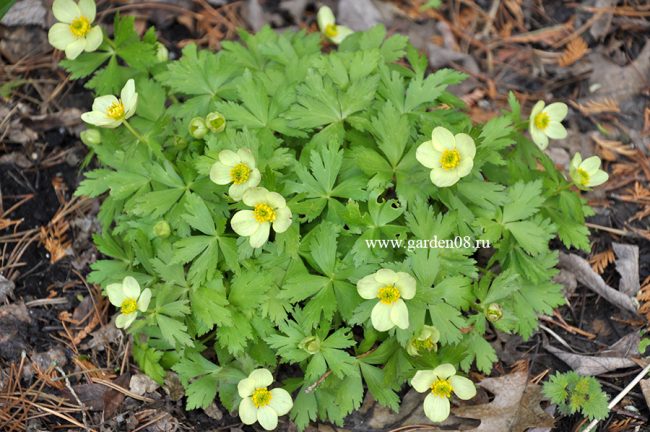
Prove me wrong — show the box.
[569,153,608,189]
[81,79,137,128]
[407,325,440,356]
[106,276,151,329]
[416,126,475,187]
[48,0,103,59]
[238,369,293,431]
[231,188,292,248]
[411,364,476,423]
[317,6,353,44]
[210,148,261,201]
[529,100,568,150]
[357,269,416,331]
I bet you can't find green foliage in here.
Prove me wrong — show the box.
[543,372,609,421]
[65,16,596,430]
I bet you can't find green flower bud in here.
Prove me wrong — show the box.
[298,336,321,354]
[205,111,226,133]
[189,117,207,139]
[406,325,440,356]
[155,42,169,62]
[486,303,503,322]
[153,220,171,238]
[173,136,188,150]
[80,129,101,146]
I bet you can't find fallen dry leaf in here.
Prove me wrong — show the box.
[545,343,636,376]
[613,243,640,297]
[455,372,555,432]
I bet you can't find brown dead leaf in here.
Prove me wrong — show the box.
[558,37,589,67]
[613,243,640,297]
[455,372,554,432]
[545,344,636,375]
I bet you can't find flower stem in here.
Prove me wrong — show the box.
[123,120,165,160]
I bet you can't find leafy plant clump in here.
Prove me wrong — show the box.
[56,6,604,430]
[543,372,610,421]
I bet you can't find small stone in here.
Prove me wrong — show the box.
[203,402,223,420]
[129,373,160,396]
[164,372,184,401]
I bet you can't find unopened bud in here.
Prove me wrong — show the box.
[205,111,226,133]
[298,336,321,354]
[189,117,207,139]
[153,220,171,238]
[155,42,169,62]
[486,303,503,322]
[80,129,101,146]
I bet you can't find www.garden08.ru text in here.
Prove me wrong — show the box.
[365,236,491,252]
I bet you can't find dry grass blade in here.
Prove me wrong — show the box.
[572,98,621,115]
[558,36,590,66]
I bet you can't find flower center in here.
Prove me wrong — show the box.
[251,387,272,408]
[254,203,276,223]
[440,149,461,170]
[413,337,435,352]
[69,16,91,38]
[431,378,453,399]
[230,163,251,185]
[377,285,400,305]
[534,111,550,131]
[324,23,338,38]
[120,297,138,314]
[576,168,590,186]
[106,101,125,120]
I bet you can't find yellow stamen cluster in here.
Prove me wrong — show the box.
[534,112,550,131]
[254,203,276,223]
[412,337,435,352]
[440,149,461,170]
[230,163,252,185]
[106,101,125,120]
[377,285,400,305]
[431,378,453,399]
[69,16,91,37]
[324,24,338,38]
[120,298,137,314]
[252,387,272,408]
[576,168,590,186]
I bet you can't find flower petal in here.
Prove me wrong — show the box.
[390,299,409,329]
[450,375,476,400]
[570,152,582,171]
[257,406,278,431]
[64,38,86,60]
[544,121,567,140]
[122,276,141,299]
[77,0,96,21]
[137,288,151,312]
[432,363,456,380]
[415,141,440,169]
[371,302,394,332]
[588,170,608,187]
[396,272,416,299]
[52,0,80,23]
[544,102,568,122]
[84,26,103,52]
[411,370,436,393]
[357,274,382,299]
[238,378,256,398]
[218,149,240,166]
[106,283,126,307]
[580,156,601,173]
[48,23,76,49]
[530,100,545,119]
[374,268,398,285]
[81,111,118,128]
[237,148,256,168]
[431,127,456,152]
[317,6,335,31]
[430,168,460,187]
[210,162,232,185]
[92,95,118,113]
[266,191,286,209]
[229,183,250,201]
[242,187,269,207]
[331,26,353,44]
[269,388,293,416]
[529,126,548,150]
[423,394,450,423]
[456,156,474,178]
[272,207,292,233]
[115,312,136,329]
[239,397,258,424]
[454,133,476,159]
[120,79,137,117]
[249,223,271,248]
[231,210,259,236]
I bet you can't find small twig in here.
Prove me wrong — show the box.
[54,366,89,428]
[583,362,650,432]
